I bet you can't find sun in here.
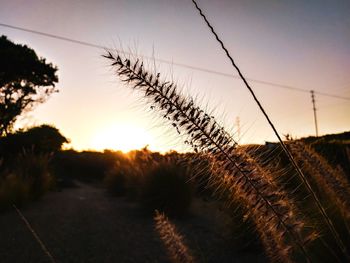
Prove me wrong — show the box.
[91,124,155,152]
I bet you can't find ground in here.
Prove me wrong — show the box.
[0,181,267,263]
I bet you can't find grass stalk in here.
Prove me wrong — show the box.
[104,52,313,262]
[190,0,349,258]
[154,210,195,263]
[289,141,350,220]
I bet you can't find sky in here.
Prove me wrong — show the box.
[1,0,349,152]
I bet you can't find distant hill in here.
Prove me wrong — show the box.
[302,131,350,144]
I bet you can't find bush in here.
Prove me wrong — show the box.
[103,150,194,216]
[141,160,194,217]
[104,158,138,196]
[0,124,68,156]
[104,165,127,196]
[15,152,53,199]
[0,152,53,211]
[0,173,30,210]
[52,150,118,183]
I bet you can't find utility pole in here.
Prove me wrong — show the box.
[235,116,241,143]
[310,90,319,137]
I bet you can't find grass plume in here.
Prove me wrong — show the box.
[289,141,350,220]
[154,210,195,263]
[104,51,314,262]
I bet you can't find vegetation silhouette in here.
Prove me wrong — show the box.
[0,125,67,210]
[0,36,62,210]
[0,35,58,136]
[0,124,68,156]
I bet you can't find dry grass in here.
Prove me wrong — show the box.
[289,141,350,220]
[104,52,319,262]
[154,210,195,263]
[0,152,52,210]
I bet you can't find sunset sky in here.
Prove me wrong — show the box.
[1,0,349,152]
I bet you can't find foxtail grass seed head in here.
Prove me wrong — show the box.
[154,210,195,263]
[105,52,314,262]
[289,141,350,220]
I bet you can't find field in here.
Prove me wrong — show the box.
[1,132,349,262]
[1,3,349,261]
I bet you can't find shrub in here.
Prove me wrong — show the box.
[52,150,117,183]
[104,164,127,196]
[0,173,30,210]
[15,152,53,199]
[141,160,193,217]
[0,152,52,211]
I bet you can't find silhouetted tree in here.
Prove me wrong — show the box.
[0,124,68,156]
[0,35,58,136]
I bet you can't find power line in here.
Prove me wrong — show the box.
[1,22,350,101]
[0,23,106,49]
[313,91,350,101]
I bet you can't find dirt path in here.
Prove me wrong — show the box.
[0,182,266,263]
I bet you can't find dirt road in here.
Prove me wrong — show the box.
[0,182,265,263]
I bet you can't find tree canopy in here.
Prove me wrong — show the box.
[0,35,58,136]
[0,124,69,156]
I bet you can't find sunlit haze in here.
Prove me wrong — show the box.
[91,124,155,153]
[1,0,349,152]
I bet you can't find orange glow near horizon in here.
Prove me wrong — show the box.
[2,0,349,151]
[90,124,156,153]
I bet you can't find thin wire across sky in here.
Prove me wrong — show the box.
[1,22,349,101]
